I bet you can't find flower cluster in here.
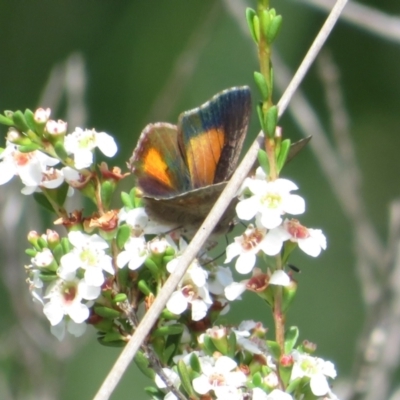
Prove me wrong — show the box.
[224,167,326,297]
[0,108,117,195]
[1,105,339,400]
[153,322,338,400]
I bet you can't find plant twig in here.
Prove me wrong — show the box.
[93,1,348,399]
[297,0,400,45]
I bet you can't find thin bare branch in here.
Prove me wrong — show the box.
[93,1,348,399]
[298,0,400,45]
[348,201,400,400]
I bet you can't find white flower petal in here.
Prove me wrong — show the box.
[235,253,256,274]
[269,270,290,286]
[224,281,247,301]
[67,320,87,337]
[166,291,188,315]
[191,299,208,321]
[282,194,305,215]
[236,197,258,220]
[310,373,330,396]
[97,132,117,157]
[68,302,90,323]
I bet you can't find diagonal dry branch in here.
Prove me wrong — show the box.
[297,0,400,45]
[93,1,349,399]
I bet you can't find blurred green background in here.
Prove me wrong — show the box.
[1,0,400,399]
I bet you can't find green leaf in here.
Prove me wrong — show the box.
[257,103,268,134]
[190,352,201,373]
[265,106,278,138]
[286,136,311,164]
[203,334,218,356]
[260,9,270,41]
[152,324,184,337]
[277,139,291,172]
[61,237,71,254]
[253,15,260,43]
[33,192,55,213]
[97,337,125,347]
[25,248,37,257]
[101,181,114,208]
[19,143,41,152]
[0,114,14,126]
[121,191,133,209]
[52,243,64,264]
[144,387,164,400]
[245,8,258,43]
[12,110,29,132]
[94,306,121,319]
[267,340,281,360]
[257,149,269,175]
[135,351,156,379]
[251,371,263,387]
[116,224,131,249]
[138,279,152,296]
[177,360,197,398]
[284,326,299,354]
[253,71,269,101]
[286,377,302,393]
[24,109,37,131]
[163,344,175,363]
[227,331,237,358]
[38,272,58,282]
[145,257,159,277]
[267,15,283,43]
[54,141,68,161]
[112,293,128,303]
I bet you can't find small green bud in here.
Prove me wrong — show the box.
[24,109,37,132]
[138,279,152,296]
[152,324,183,337]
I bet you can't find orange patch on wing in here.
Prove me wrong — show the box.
[143,148,173,188]
[186,128,225,187]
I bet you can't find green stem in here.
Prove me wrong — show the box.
[256,0,278,180]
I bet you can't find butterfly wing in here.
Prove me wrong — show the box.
[178,86,251,188]
[129,122,191,197]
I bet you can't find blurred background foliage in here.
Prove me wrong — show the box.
[0,0,399,399]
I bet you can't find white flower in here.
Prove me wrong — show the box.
[207,266,234,296]
[116,236,147,270]
[59,231,114,286]
[166,259,212,321]
[64,127,117,169]
[31,248,54,268]
[46,119,67,135]
[236,170,305,229]
[21,166,65,195]
[0,142,59,188]
[275,219,327,257]
[291,351,337,397]
[192,355,247,399]
[225,224,288,274]
[43,277,99,326]
[34,107,51,123]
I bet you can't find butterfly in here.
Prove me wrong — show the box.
[129,86,252,235]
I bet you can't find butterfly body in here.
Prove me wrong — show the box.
[130,86,251,234]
